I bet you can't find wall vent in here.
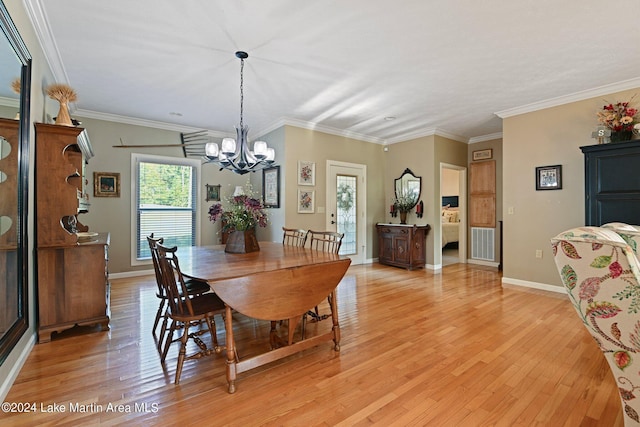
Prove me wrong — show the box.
[471,227,495,261]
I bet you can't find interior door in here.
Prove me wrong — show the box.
[326,161,366,264]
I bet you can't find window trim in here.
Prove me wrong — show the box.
[130,153,201,266]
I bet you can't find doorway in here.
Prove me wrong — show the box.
[326,160,366,265]
[440,164,467,267]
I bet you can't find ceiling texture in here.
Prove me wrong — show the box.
[21,0,640,144]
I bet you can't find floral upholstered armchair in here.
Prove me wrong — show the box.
[603,222,640,256]
[551,226,640,425]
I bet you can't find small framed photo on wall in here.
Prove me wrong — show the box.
[297,189,315,213]
[205,184,221,201]
[535,165,562,190]
[297,160,315,186]
[262,166,280,208]
[94,172,120,197]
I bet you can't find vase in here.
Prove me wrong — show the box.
[54,101,73,126]
[399,211,407,225]
[225,229,260,253]
[610,130,633,143]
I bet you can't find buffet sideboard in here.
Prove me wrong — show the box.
[376,223,430,270]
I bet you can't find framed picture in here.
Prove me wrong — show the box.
[93,172,120,197]
[262,166,280,208]
[535,165,562,190]
[205,184,221,201]
[472,149,493,161]
[297,189,315,213]
[297,160,315,186]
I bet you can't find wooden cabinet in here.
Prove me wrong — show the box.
[581,140,640,226]
[35,123,110,342]
[376,223,430,270]
[469,160,496,228]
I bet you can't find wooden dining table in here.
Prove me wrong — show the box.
[178,241,351,393]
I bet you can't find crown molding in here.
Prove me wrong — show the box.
[469,132,503,144]
[385,127,468,145]
[23,0,69,83]
[0,96,19,108]
[260,117,385,144]
[495,77,640,119]
[74,109,231,138]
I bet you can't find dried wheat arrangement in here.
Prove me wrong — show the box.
[46,83,77,126]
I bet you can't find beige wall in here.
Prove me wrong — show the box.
[502,87,639,288]
[382,135,467,266]
[283,126,386,260]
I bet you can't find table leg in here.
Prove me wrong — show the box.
[329,291,340,351]
[225,305,237,393]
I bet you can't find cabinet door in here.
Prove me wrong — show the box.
[469,161,496,228]
[393,234,411,264]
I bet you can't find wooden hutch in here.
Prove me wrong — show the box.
[376,223,430,270]
[35,123,110,342]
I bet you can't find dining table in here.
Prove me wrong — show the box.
[178,241,351,393]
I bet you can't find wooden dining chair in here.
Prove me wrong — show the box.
[147,234,209,352]
[307,230,344,254]
[155,242,226,384]
[282,227,308,247]
[304,230,345,330]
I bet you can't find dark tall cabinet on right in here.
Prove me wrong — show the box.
[581,140,640,226]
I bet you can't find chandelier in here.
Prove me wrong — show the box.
[204,51,276,175]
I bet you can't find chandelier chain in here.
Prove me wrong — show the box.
[239,57,244,129]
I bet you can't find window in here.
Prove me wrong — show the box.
[131,154,200,265]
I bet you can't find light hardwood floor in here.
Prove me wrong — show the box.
[2,263,623,426]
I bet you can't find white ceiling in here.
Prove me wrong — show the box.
[23,0,640,144]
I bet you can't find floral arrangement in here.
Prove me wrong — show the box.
[393,195,415,213]
[208,185,268,232]
[597,97,638,132]
[11,78,20,94]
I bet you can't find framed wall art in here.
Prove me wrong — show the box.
[535,165,562,190]
[472,149,493,161]
[297,189,315,213]
[297,160,315,186]
[205,184,221,201]
[94,172,120,197]
[262,166,280,208]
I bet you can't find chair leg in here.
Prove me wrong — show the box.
[175,323,190,385]
[152,299,165,337]
[162,320,177,362]
[206,315,222,353]
[158,308,170,353]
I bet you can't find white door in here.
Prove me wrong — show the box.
[326,160,366,265]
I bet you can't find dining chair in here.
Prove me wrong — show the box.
[282,227,308,247]
[303,230,345,333]
[307,230,344,254]
[551,226,640,424]
[147,234,209,352]
[155,242,226,384]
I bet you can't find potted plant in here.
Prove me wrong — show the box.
[208,184,268,253]
[393,195,415,224]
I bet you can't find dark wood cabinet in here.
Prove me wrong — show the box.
[376,223,430,270]
[581,140,640,226]
[35,123,110,342]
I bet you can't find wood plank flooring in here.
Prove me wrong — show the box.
[1,263,623,426]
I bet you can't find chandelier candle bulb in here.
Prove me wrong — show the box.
[205,142,219,157]
[254,141,267,158]
[221,138,236,155]
[266,147,275,161]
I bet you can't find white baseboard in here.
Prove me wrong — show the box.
[0,332,36,402]
[501,277,566,294]
[467,258,500,268]
[109,269,154,280]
